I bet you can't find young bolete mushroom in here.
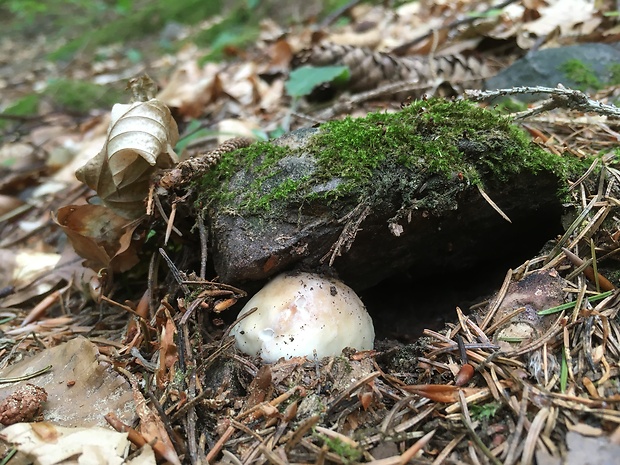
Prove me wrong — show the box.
[230,272,374,363]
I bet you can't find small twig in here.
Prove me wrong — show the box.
[477,185,511,223]
[319,0,362,28]
[562,247,615,292]
[321,203,371,266]
[284,415,320,453]
[159,248,190,295]
[459,392,502,465]
[465,86,620,119]
[164,201,177,245]
[197,213,208,279]
[0,364,52,384]
[154,194,183,238]
[100,294,148,321]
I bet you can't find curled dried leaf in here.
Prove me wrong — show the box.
[106,100,178,186]
[54,205,142,273]
[76,98,179,219]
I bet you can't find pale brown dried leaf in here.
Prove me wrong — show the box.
[0,337,135,428]
[54,204,142,273]
[75,99,178,219]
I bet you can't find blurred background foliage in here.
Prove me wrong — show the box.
[0,0,371,61]
[0,0,392,117]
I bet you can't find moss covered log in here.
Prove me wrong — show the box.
[197,98,585,289]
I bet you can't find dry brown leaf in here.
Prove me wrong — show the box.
[0,244,102,308]
[75,99,178,219]
[266,38,293,72]
[0,194,25,217]
[0,248,63,308]
[400,383,491,403]
[520,0,596,37]
[1,422,156,465]
[0,337,135,428]
[495,0,599,48]
[0,249,60,290]
[157,61,224,118]
[54,204,142,273]
[222,62,263,106]
[157,317,179,389]
[217,119,260,144]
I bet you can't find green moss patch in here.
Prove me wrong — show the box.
[560,59,620,92]
[44,79,125,113]
[196,98,583,219]
[560,59,602,91]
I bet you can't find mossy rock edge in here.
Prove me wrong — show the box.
[197,99,582,290]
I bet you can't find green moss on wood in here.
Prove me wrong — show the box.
[196,98,584,218]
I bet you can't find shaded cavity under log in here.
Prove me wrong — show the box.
[360,203,563,342]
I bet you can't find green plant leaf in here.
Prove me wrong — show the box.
[175,120,217,153]
[560,348,568,393]
[2,94,39,117]
[285,65,350,98]
[470,401,501,421]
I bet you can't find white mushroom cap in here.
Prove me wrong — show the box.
[230,272,374,363]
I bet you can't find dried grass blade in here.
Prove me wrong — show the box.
[459,391,502,465]
[444,384,503,414]
[504,312,565,357]
[479,369,501,401]
[432,433,465,465]
[543,196,597,266]
[454,307,474,342]
[485,306,526,335]
[504,386,529,465]
[570,157,599,190]
[398,429,435,465]
[568,204,611,249]
[477,185,511,223]
[284,415,320,453]
[466,318,492,344]
[520,407,550,465]
[480,268,513,330]
[393,404,436,434]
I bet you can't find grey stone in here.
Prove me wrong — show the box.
[486,43,620,101]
